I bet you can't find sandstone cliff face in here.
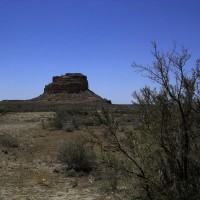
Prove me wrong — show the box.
[44,73,88,94]
[33,73,111,104]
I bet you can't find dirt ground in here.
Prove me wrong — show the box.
[0,112,119,200]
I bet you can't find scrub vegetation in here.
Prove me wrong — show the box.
[0,43,199,200]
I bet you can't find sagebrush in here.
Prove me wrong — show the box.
[57,139,96,173]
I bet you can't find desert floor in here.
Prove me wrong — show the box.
[0,112,120,200]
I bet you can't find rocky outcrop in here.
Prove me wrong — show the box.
[33,73,111,104]
[44,73,88,94]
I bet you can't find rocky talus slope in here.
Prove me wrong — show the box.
[33,73,111,104]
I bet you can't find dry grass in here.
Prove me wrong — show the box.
[0,111,109,199]
[0,107,134,200]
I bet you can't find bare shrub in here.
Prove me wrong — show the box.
[52,116,63,130]
[62,124,74,132]
[52,108,90,130]
[57,139,96,173]
[92,42,200,200]
[0,133,19,148]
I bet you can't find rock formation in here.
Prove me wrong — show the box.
[44,73,88,94]
[33,73,111,104]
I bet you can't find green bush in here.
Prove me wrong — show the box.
[0,134,19,148]
[57,140,96,173]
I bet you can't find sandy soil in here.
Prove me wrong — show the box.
[0,112,117,200]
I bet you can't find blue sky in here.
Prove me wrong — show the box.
[0,0,199,104]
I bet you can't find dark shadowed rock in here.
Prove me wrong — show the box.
[44,73,88,94]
